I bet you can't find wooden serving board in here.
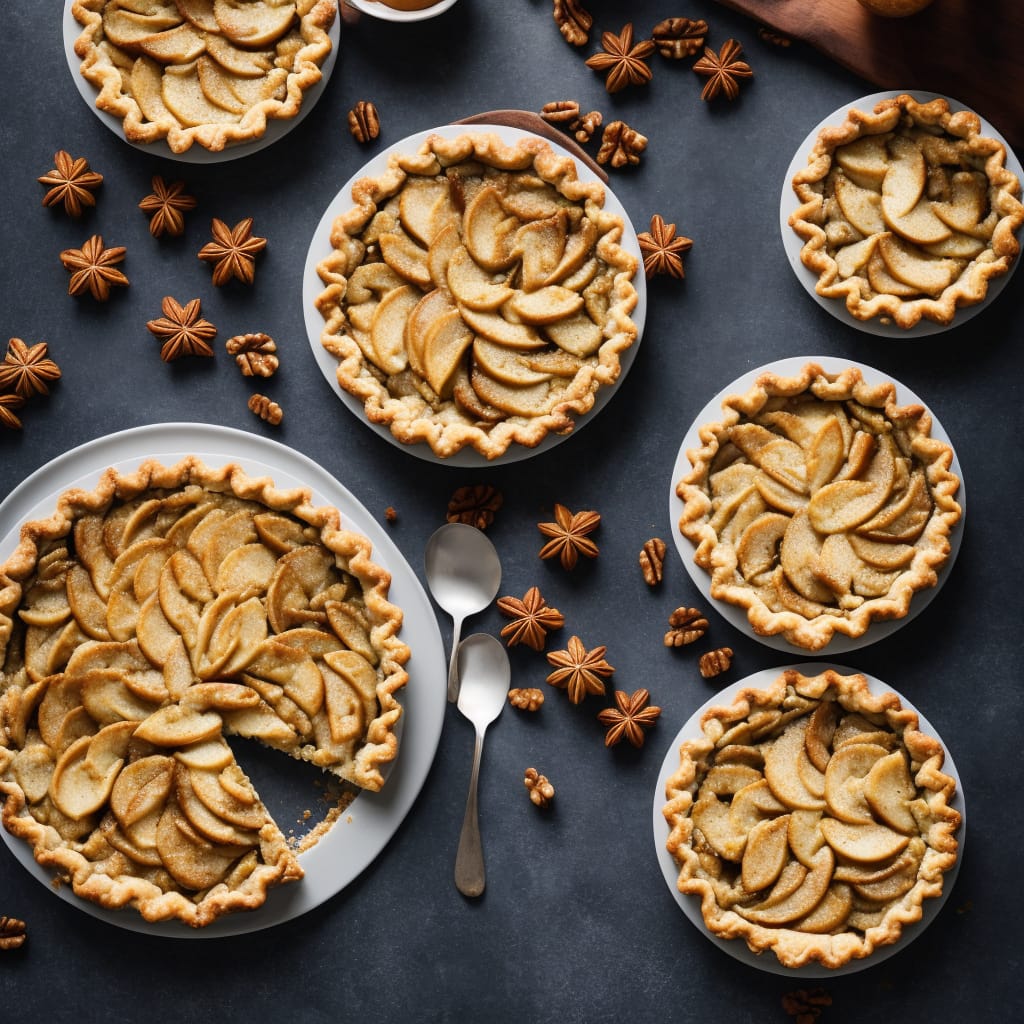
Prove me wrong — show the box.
[716,0,1024,150]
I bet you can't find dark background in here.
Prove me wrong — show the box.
[2,3,1022,1021]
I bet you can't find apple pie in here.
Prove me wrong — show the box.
[675,364,961,651]
[0,456,408,926]
[71,0,337,154]
[315,131,640,460]
[663,667,961,969]
[789,93,1023,328]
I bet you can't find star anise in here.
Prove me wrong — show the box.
[545,635,614,704]
[38,150,103,217]
[538,503,600,570]
[139,176,197,238]
[585,23,656,93]
[59,235,128,301]
[0,338,61,398]
[146,296,217,361]
[0,393,25,430]
[597,688,662,748]
[497,586,564,651]
[637,214,693,279]
[197,217,267,286]
[693,39,753,102]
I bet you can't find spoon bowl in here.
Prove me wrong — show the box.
[453,633,510,898]
[424,523,502,702]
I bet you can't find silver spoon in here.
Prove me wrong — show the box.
[453,632,511,898]
[424,523,502,703]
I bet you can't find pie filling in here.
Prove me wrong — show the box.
[663,668,961,969]
[315,131,639,460]
[0,457,408,926]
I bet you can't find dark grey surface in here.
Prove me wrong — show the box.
[2,3,1022,1022]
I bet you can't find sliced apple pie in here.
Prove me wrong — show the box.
[663,668,961,969]
[789,93,1023,328]
[315,131,640,460]
[0,456,408,926]
[71,0,337,153]
[675,364,961,651]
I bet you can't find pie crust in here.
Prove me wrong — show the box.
[0,456,409,926]
[675,363,961,651]
[788,93,1023,328]
[663,667,961,969]
[315,130,640,460]
[71,0,337,154]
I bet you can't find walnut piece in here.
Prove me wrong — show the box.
[0,915,26,950]
[652,17,708,59]
[572,110,603,144]
[639,537,667,586]
[447,484,503,529]
[226,333,278,377]
[597,120,648,168]
[348,101,380,143]
[552,0,592,47]
[248,393,283,425]
[699,646,733,678]
[524,767,555,807]
[509,687,545,712]
[665,607,709,647]
[540,100,580,126]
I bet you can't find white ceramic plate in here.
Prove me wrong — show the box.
[652,664,965,978]
[780,90,1023,337]
[347,0,458,21]
[667,356,966,655]
[302,122,648,467]
[62,0,340,164]
[0,423,446,937]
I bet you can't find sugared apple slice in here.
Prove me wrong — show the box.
[881,136,927,219]
[50,721,137,820]
[368,284,417,375]
[521,348,583,378]
[155,803,243,890]
[324,601,377,666]
[834,233,881,279]
[736,512,788,580]
[399,179,448,247]
[741,814,791,892]
[421,309,473,398]
[136,21,206,63]
[203,32,274,78]
[931,171,988,234]
[511,212,568,290]
[110,755,175,828]
[405,287,456,377]
[824,742,888,824]
[452,363,507,422]
[505,286,584,326]
[882,197,952,247]
[544,313,604,358]
[426,222,461,292]
[472,338,550,388]
[458,304,545,350]
[834,173,885,236]
[196,54,248,115]
[162,62,241,127]
[470,365,553,417]
[446,245,513,312]
[864,750,919,834]
[463,185,518,271]
[779,509,833,604]
[834,134,889,189]
[739,846,833,925]
[379,232,431,290]
[763,719,827,811]
[175,0,220,32]
[877,232,957,296]
[134,703,222,746]
[793,882,853,933]
[103,7,184,50]
[819,818,909,864]
[213,0,296,48]
[867,249,921,297]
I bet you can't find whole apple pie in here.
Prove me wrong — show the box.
[675,364,961,651]
[789,93,1023,328]
[315,131,640,460]
[0,457,408,926]
[663,668,961,969]
[71,0,337,154]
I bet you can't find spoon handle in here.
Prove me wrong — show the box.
[446,617,464,703]
[454,728,486,897]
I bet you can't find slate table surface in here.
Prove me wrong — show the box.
[1,3,1022,1022]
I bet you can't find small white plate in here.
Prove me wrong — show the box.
[667,356,966,655]
[652,664,965,978]
[346,0,458,21]
[62,0,340,164]
[302,122,647,467]
[780,90,1023,337]
[0,423,446,937]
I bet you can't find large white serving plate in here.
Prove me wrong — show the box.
[667,356,966,655]
[302,122,647,467]
[62,0,340,163]
[652,664,965,978]
[0,423,446,937]
[780,90,1022,337]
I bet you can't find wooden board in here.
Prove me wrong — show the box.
[716,0,1024,150]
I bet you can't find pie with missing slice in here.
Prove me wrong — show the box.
[0,456,408,926]
[315,131,640,460]
[663,667,961,969]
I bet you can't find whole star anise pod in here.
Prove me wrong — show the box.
[38,150,102,218]
[197,217,267,286]
[139,176,197,238]
[0,338,61,398]
[59,235,128,301]
[597,688,662,748]
[546,635,614,703]
[0,393,25,430]
[146,296,217,361]
[447,484,503,529]
[585,23,656,93]
[497,586,564,651]
[538,503,600,570]
[637,214,693,279]
[693,39,753,101]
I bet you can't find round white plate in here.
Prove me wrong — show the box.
[667,356,966,655]
[0,423,446,937]
[62,0,340,164]
[346,0,458,21]
[780,90,1023,337]
[302,122,648,467]
[652,664,965,978]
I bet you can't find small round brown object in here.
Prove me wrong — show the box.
[524,767,555,808]
[664,607,709,647]
[699,647,733,678]
[247,393,283,426]
[508,687,545,712]
[348,101,380,143]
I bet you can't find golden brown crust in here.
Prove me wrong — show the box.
[788,94,1023,328]
[315,131,639,460]
[663,668,960,969]
[675,363,961,651]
